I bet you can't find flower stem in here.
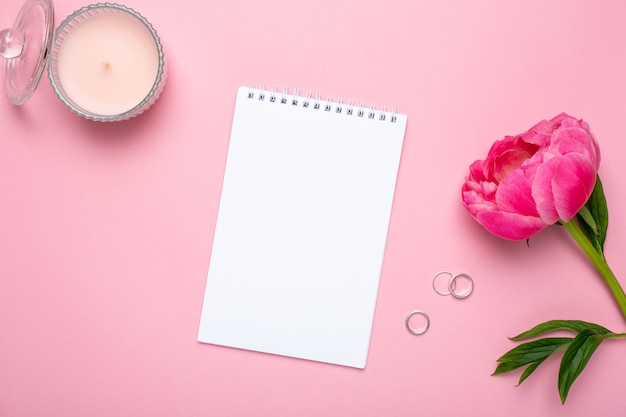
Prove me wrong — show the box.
[563,220,626,321]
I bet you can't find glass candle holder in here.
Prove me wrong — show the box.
[48,3,166,121]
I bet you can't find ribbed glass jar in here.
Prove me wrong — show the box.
[48,3,166,121]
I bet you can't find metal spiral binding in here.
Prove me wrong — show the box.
[246,84,397,123]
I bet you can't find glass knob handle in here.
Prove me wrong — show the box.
[0,28,24,59]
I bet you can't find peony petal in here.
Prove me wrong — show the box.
[462,184,498,217]
[531,155,561,224]
[550,112,573,125]
[468,159,487,182]
[552,125,594,149]
[475,210,548,240]
[556,136,592,157]
[552,153,597,221]
[495,168,539,217]
[481,181,498,201]
[586,123,601,170]
[522,119,559,148]
[550,116,601,170]
[487,136,539,182]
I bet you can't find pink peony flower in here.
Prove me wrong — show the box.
[462,113,601,240]
[466,114,625,403]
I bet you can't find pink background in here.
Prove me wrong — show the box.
[2,0,626,415]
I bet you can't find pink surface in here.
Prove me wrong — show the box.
[2,0,626,415]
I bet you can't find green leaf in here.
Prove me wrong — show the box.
[558,329,607,404]
[576,206,598,236]
[517,361,544,386]
[510,320,612,341]
[494,318,626,403]
[576,214,602,255]
[576,175,609,254]
[494,337,572,376]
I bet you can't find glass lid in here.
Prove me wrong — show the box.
[0,0,53,105]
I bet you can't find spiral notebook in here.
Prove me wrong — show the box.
[198,86,407,369]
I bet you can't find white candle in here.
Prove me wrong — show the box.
[48,5,165,121]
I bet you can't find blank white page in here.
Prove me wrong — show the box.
[198,86,407,368]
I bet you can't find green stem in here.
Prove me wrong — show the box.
[604,333,626,339]
[562,220,626,321]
